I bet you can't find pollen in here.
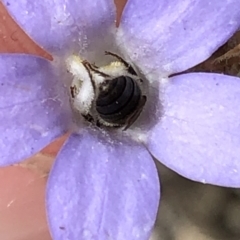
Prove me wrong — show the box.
[99,61,127,77]
[65,55,95,115]
[66,55,85,76]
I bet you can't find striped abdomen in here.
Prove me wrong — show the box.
[96,76,144,127]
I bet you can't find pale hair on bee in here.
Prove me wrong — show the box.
[66,51,147,130]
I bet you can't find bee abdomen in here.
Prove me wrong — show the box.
[96,76,141,125]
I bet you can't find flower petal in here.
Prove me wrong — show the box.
[46,129,160,240]
[117,0,240,78]
[147,73,240,187]
[0,54,71,166]
[2,0,116,56]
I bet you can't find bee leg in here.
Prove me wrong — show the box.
[82,114,103,129]
[82,60,97,72]
[81,113,94,124]
[123,95,147,131]
[82,60,110,78]
[70,86,76,98]
[105,51,137,76]
[96,120,102,128]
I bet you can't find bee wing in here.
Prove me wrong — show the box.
[0,55,71,165]
[147,72,240,187]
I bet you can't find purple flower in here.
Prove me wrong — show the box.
[1,0,240,239]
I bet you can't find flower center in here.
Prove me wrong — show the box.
[66,52,147,131]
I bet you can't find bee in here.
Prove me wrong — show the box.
[66,51,146,130]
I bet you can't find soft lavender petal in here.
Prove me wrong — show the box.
[2,0,116,57]
[117,0,240,79]
[147,73,240,187]
[0,54,71,166]
[46,128,160,240]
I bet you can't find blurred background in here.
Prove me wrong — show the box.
[151,161,240,240]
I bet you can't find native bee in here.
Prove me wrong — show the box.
[66,51,146,130]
